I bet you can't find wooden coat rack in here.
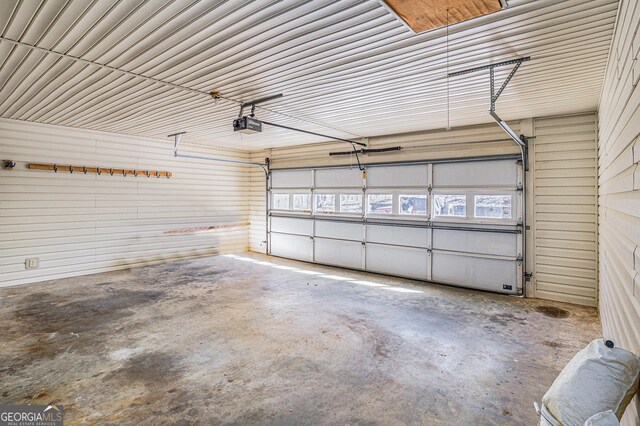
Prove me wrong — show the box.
[28,163,172,178]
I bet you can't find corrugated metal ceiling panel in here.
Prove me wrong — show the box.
[0,0,618,149]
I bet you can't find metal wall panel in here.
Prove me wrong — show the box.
[597,0,640,423]
[532,114,598,306]
[0,118,250,287]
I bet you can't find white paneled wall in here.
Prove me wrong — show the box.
[597,0,640,424]
[0,118,250,287]
[532,114,598,307]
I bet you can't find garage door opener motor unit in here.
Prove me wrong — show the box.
[230,93,367,152]
[233,116,263,134]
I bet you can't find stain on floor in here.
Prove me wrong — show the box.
[535,305,571,318]
[0,253,600,424]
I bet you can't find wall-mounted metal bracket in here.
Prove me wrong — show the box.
[448,57,531,170]
[489,58,528,113]
[448,57,530,79]
[237,94,283,118]
[169,132,186,156]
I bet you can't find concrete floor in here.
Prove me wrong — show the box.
[0,253,600,425]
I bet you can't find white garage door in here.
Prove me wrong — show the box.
[268,158,524,294]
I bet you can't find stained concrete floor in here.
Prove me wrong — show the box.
[0,253,600,425]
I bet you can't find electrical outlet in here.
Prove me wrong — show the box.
[25,257,39,269]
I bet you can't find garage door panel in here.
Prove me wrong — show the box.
[315,220,361,241]
[271,170,312,188]
[432,229,517,257]
[270,217,312,236]
[432,253,517,294]
[315,168,362,188]
[366,224,428,248]
[314,238,362,269]
[270,233,313,262]
[366,165,428,187]
[433,160,518,187]
[366,244,428,280]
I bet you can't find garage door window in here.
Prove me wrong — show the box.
[433,194,466,217]
[399,195,427,215]
[367,194,393,214]
[474,195,512,219]
[273,193,290,210]
[292,194,311,211]
[340,194,362,213]
[315,194,336,213]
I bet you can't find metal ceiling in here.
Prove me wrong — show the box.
[0,0,618,149]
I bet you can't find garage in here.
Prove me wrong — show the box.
[1,0,639,424]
